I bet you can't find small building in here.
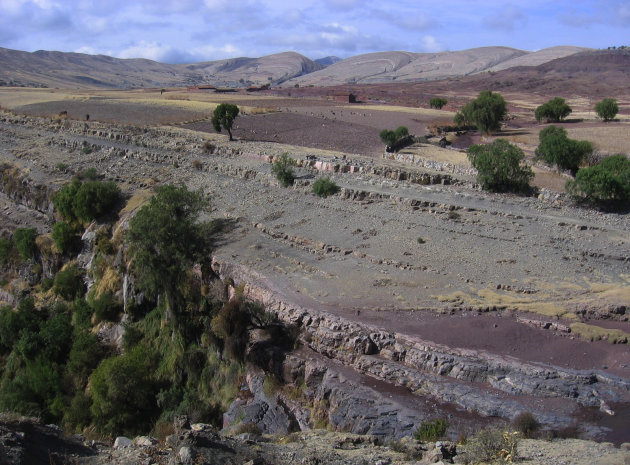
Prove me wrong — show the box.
[333,91,357,103]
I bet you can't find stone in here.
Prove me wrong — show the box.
[113,436,132,449]
[134,435,157,446]
[177,445,193,464]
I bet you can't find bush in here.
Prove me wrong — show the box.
[429,97,447,109]
[595,98,618,121]
[512,412,540,438]
[312,177,339,198]
[13,228,38,260]
[90,291,123,323]
[566,154,630,204]
[63,392,93,433]
[0,237,14,265]
[54,180,121,223]
[72,181,121,222]
[535,125,592,173]
[90,345,161,435]
[67,331,104,388]
[52,222,74,254]
[535,97,572,123]
[271,153,296,187]
[414,418,449,442]
[53,265,86,301]
[380,126,410,151]
[467,139,533,193]
[462,429,519,464]
[53,179,82,222]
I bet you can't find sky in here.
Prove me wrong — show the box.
[0,0,629,63]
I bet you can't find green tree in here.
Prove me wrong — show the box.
[455,90,507,134]
[535,125,592,174]
[126,185,213,322]
[566,154,630,204]
[595,98,619,122]
[54,179,81,222]
[211,103,240,141]
[429,97,447,109]
[0,237,15,265]
[467,139,533,193]
[52,222,74,254]
[535,97,572,123]
[13,228,38,261]
[271,153,296,187]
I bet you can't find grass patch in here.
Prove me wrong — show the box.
[570,322,629,344]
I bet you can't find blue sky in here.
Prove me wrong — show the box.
[1,0,629,63]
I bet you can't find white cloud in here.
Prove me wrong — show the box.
[419,35,445,53]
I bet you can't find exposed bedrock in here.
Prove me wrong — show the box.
[213,258,630,436]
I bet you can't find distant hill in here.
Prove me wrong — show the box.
[314,56,342,67]
[283,46,591,86]
[0,45,595,90]
[0,48,322,89]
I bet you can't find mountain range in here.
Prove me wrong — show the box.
[0,45,599,90]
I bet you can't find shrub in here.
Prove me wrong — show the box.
[90,345,161,435]
[72,181,121,222]
[512,412,540,438]
[380,126,410,151]
[0,237,14,265]
[566,154,630,204]
[78,167,99,180]
[54,179,82,222]
[467,139,533,193]
[52,222,74,254]
[535,125,592,174]
[63,392,93,433]
[595,98,618,121]
[67,332,105,388]
[192,159,203,170]
[535,97,572,123]
[312,177,339,198]
[271,153,296,187]
[53,265,86,301]
[414,418,449,442]
[90,291,123,323]
[13,228,38,260]
[54,180,121,223]
[429,97,447,109]
[462,429,519,464]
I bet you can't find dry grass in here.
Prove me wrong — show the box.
[354,104,455,117]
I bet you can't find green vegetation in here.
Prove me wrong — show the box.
[595,98,618,121]
[126,185,214,323]
[211,103,240,141]
[53,179,121,223]
[414,418,449,441]
[0,237,15,265]
[53,265,86,301]
[566,154,630,204]
[52,222,74,254]
[535,97,572,123]
[380,126,410,152]
[13,228,38,261]
[535,125,592,174]
[312,177,339,198]
[429,97,447,109]
[455,90,507,134]
[271,153,296,187]
[467,139,533,193]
